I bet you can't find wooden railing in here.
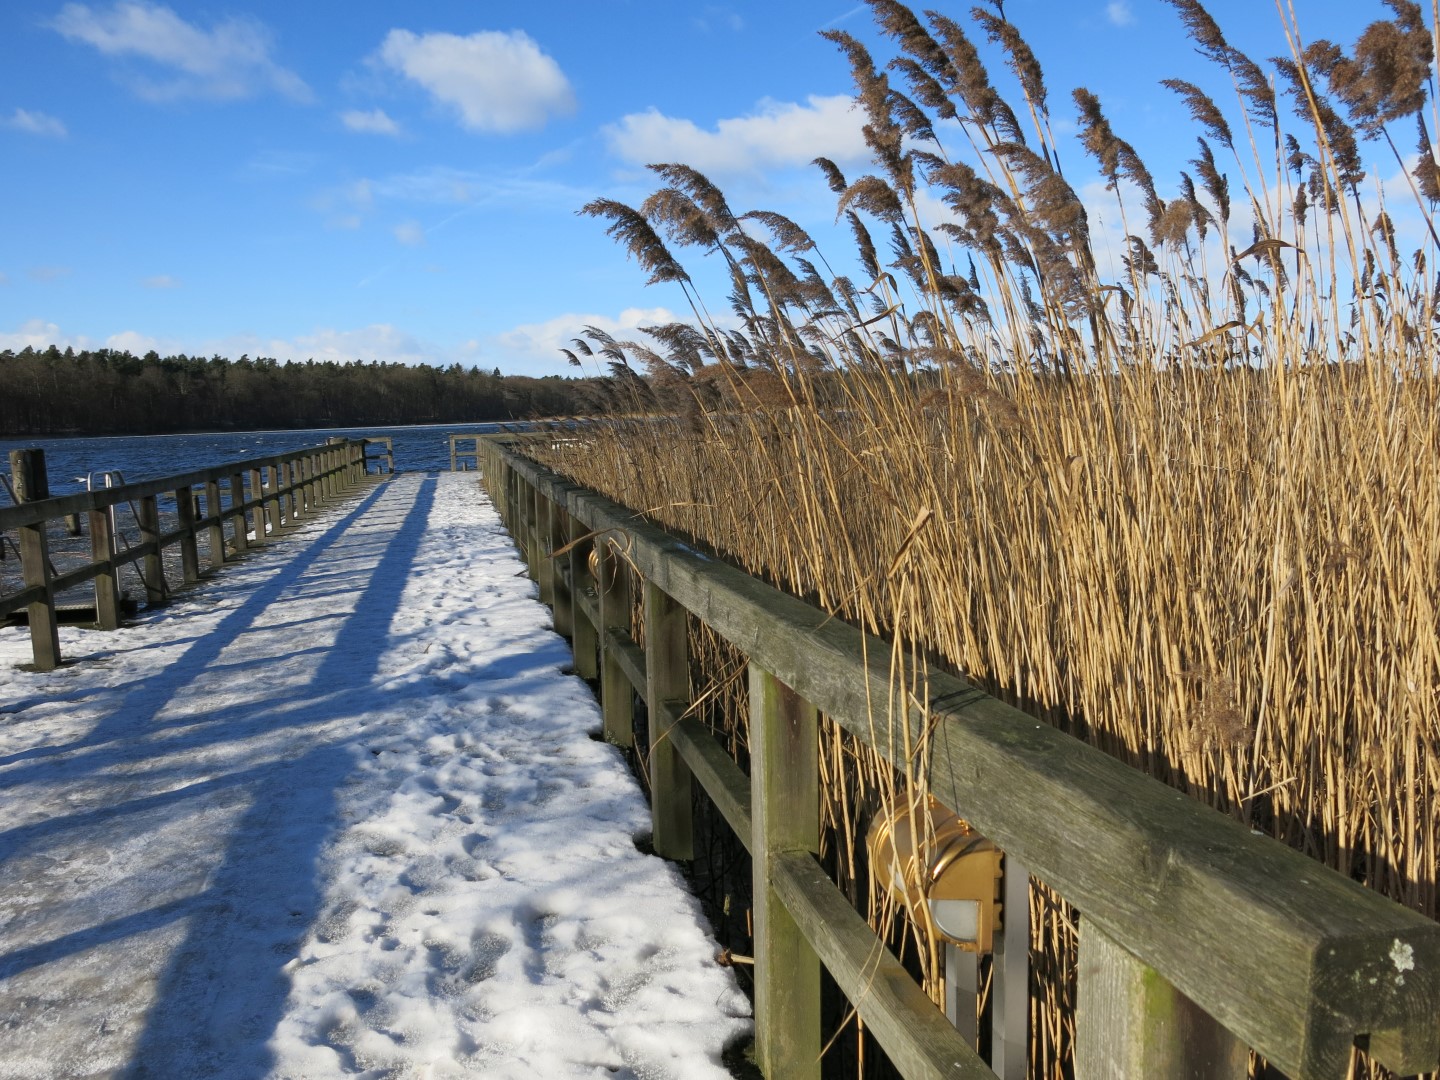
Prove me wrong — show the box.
[477,434,1440,1080]
[1,438,386,671]
[449,434,483,472]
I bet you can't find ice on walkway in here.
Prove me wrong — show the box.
[0,472,750,1078]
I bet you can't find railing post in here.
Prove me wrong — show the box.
[265,465,281,532]
[450,436,458,472]
[643,581,693,860]
[750,665,821,1079]
[991,857,1031,1080]
[88,502,121,630]
[229,472,248,553]
[1076,921,1246,1080]
[175,486,200,585]
[568,507,598,680]
[137,494,165,604]
[10,448,61,670]
[300,455,316,513]
[523,483,540,581]
[247,467,266,544]
[599,537,634,746]
[205,479,225,567]
[277,460,294,526]
[548,499,571,636]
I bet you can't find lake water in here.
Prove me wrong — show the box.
[0,420,527,505]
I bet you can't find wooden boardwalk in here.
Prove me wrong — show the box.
[0,472,748,1079]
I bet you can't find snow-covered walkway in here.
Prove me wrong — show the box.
[0,472,750,1079]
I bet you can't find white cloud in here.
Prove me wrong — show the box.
[342,108,401,136]
[495,307,682,366]
[392,221,426,247]
[28,266,72,282]
[105,329,162,353]
[3,108,67,138]
[141,274,180,288]
[50,2,310,102]
[0,320,84,351]
[376,29,575,134]
[1106,2,1134,26]
[604,95,868,174]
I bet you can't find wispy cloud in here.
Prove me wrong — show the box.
[376,29,575,134]
[1106,1,1135,27]
[50,1,310,102]
[392,221,426,247]
[28,266,72,282]
[3,108,68,138]
[341,108,401,136]
[692,6,745,33]
[142,274,180,288]
[605,94,868,174]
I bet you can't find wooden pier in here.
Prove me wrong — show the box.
[0,439,391,671]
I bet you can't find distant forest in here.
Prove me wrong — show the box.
[0,346,618,436]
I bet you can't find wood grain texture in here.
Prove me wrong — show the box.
[1076,919,1247,1080]
[88,506,121,630]
[643,581,693,860]
[660,705,752,853]
[598,540,637,745]
[751,667,821,1080]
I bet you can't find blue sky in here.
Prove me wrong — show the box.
[0,0,1383,376]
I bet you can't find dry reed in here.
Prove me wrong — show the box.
[543,2,1440,1076]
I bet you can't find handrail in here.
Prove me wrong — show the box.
[2,438,386,669]
[478,433,1440,1080]
[0,439,382,532]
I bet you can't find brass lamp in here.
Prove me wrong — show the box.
[867,793,1004,954]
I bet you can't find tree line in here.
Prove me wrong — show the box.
[0,346,621,436]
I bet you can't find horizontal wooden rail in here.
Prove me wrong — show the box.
[2,438,390,669]
[478,434,1440,1080]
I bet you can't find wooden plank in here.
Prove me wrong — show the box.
[10,449,60,669]
[264,465,281,533]
[643,580,693,860]
[248,468,267,543]
[657,703,753,852]
[750,666,820,1080]
[228,473,248,554]
[599,540,636,747]
[175,487,200,584]
[496,445,1440,1080]
[88,507,121,630]
[137,495,165,604]
[1076,919,1246,1080]
[567,511,598,680]
[205,480,225,567]
[16,519,59,670]
[991,856,1030,1080]
[771,851,993,1080]
[547,500,569,634]
[603,628,647,700]
[0,585,46,620]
